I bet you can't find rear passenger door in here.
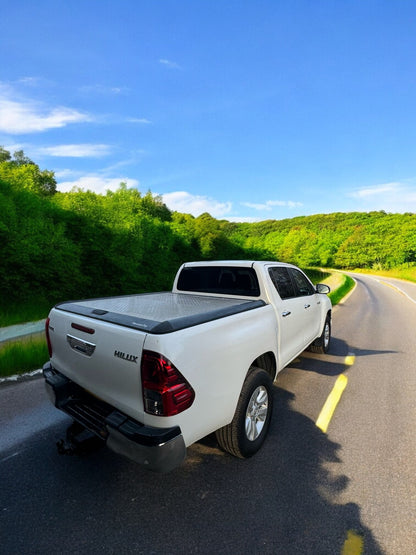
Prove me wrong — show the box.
[268,266,319,366]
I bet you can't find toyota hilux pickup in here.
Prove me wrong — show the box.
[43,260,331,472]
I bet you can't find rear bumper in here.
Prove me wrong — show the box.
[43,362,186,472]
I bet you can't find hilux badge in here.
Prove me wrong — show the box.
[114,350,138,363]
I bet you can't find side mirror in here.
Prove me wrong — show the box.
[316,283,330,294]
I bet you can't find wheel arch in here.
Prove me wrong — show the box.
[320,307,332,335]
[250,351,277,382]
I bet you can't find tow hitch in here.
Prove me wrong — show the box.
[57,421,105,456]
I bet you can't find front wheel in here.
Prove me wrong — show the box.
[215,367,273,459]
[309,315,331,354]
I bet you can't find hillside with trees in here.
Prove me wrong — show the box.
[1,148,415,319]
[230,211,416,270]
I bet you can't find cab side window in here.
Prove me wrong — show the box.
[268,267,295,299]
[290,268,315,297]
[269,267,315,299]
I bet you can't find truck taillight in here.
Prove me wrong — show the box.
[45,317,53,357]
[141,350,195,416]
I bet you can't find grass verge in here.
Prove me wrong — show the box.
[0,299,51,328]
[328,274,355,305]
[304,268,331,283]
[0,335,48,379]
[305,268,355,306]
[351,266,416,283]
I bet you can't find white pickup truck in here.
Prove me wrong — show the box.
[43,261,331,472]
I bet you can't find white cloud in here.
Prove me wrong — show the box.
[37,144,112,158]
[349,182,401,199]
[159,58,182,70]
[226,216,263,223]
[0,97,91,134]
[348,181,416,212]
[241,202,269,211]
[126,117,152,124]
[54,168,80,179]
[16,76,43,87]
[57,175,139,194]
[1,142,25,153]
[162,191,232,218]
[241,200,303,211]
[78,84,129,95]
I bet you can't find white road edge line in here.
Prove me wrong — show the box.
[375,279,416,305]
[0,368,42,385]
[0,452,20,464]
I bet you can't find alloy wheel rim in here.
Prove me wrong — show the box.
[324,322,330,348]
[245,385,268,441]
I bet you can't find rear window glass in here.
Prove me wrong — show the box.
[177,266,260,297]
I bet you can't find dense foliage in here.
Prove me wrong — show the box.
[230,211,416,270]
[0,150,251,309]
[1,148,415,313]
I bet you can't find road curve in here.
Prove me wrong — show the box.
[327,273,416,554]
[1,274,415,554]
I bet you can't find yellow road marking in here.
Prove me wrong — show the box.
[314,357,361,553]
[345,353,355,366]
[341,530,364,555]
[316,374,348,433]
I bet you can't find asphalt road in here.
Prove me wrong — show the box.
[1,274,415,554]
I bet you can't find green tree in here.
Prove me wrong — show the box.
[0,146,11,163]
[0,148,57,196]
[11,150,35,166]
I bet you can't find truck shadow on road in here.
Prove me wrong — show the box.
[1,385,384,555]
[182,386,384,554]
[290,336,397,377]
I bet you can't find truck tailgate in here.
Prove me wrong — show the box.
[48,309,146,422]
[48,292,265,423]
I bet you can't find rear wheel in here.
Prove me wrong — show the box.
[215,367,273,459]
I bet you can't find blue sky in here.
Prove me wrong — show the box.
[1,0,416,221]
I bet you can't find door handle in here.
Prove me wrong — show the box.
[304,304,311,309]
[282,311,291,317]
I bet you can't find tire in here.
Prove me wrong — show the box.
[309,315,331,354]
[215,367,273,459]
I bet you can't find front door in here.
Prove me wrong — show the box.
[267,266,320,367]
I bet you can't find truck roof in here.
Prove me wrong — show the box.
[182,260,293,268]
